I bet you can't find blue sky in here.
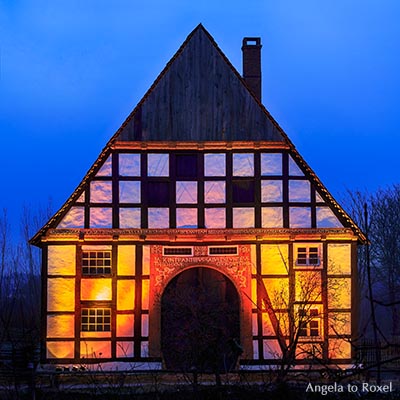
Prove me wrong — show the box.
[1,0,400,237]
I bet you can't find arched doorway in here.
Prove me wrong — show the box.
[161,267,241,372]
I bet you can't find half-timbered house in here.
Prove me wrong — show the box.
[31,24,365,371]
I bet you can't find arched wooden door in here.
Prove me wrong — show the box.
[161,267,241,372]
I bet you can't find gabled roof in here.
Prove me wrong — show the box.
[30,24,366,245]
[114,24,287,142]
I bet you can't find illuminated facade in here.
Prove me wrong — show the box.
[31,25,365,370]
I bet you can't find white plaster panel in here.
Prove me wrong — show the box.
[46,341,75,359]
[233,207,254,228]
[261,180,282,202]
[176,181,197,204]
[204,153,226,176]
[47,315,75,338]
[90,181,112,203]
[117,280,135,310]
[81,278,112,301]
[261,244,289,275]
[147,154,169,176]
[119,181,141,203]
[261,207,283,228]
[204,208,226,228]
[119,153,141,176]
[328,243,351,275]
[117,341,134,358]
[90,207,112,228]
[96,155,112,177]
[57,207,84,228]
[204,181,225,203]
[288,156,304,176]
[176,208,197,228]
[263,339,282,359]
[48,245,76,276]
[289,180,310,202]
[317,207,342,228]
[289,207,311,228]
[117,245,135,276]
[119,208,141,228]
[117,314,135,337]
[80,341,111,358]
[261,153,282,176]
[148,208,169,228]
[233,153,254,176]
[47,278,75,312]
[328,338,351,359]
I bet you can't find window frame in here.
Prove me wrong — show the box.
[294,244,322,268]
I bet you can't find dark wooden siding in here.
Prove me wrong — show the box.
[118,27,285,142]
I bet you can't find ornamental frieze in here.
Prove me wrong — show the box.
[151,245,251,289]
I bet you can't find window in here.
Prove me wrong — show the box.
[296,247,320,267]
[81,308,111,332]
[82,250,112,275]
[208,246,238,255]
[163,247,193,256]
[298,308,320,337]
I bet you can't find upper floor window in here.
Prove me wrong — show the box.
[82,249,112,275]
[295,246,321,267]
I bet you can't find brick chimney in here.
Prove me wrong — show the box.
[242,37,262,102]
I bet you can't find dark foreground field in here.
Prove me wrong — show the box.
[1,370,399,400]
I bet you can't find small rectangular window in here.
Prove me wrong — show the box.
[298,308,320,338]
[82,251,112,275]
[295,246,321,267]
[208,246,238,255]
[163,247,193,256]
[81,308,111,332]
[297,248,308,265]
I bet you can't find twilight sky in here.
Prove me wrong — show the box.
[1,0,399,238]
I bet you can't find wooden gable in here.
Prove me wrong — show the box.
[116,24,286,142]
